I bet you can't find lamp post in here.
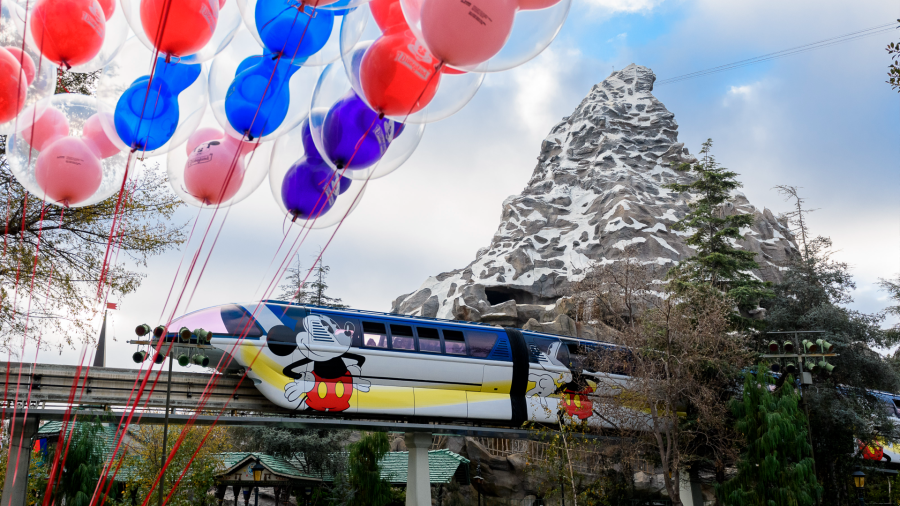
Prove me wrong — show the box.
[251,460,265,506]
[472,464,484,506]
[303,485,313,506]
[852,469,866,505]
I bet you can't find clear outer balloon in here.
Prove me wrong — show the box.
[20,0,128,72]
[7,93,129,208]
[235,0,348,67]
[96,37,208,157]
[340,6,484,124]
[309,60,424,180]
[208,29,319,142]
[268,117,365,229]
[166,106,273,208]
[0,3,58,134]
[121,0,241,63]
[400,0,570,72]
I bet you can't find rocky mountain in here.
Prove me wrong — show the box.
[391,64,798,337]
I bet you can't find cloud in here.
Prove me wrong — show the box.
[587,0,664,13]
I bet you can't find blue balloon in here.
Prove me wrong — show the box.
[113,57,201,151]
[255,0,334,60]
[321,90,403,170]
[225,56,300,139]
[281,156,350,219]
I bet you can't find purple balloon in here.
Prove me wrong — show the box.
[301,118,322,161]
[322,90,403,170]
[281,157,351,220]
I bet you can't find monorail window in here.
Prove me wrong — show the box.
[391,325,416,350]
[416,327,441,353]
[362,321,388,349]
[443,330,466,355]
[468,331,498,358]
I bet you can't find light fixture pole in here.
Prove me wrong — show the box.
[251,459,265,506]
[852,469,866,505]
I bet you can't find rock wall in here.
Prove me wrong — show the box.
[392,64,798,336]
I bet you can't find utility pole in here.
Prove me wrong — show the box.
[158,352,173,506]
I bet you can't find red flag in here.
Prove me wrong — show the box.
[106,302,118,310]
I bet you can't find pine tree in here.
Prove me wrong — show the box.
[665,139,773,322]
[718,368,821,506]
[277,252,346,308]
[347,432,391,506]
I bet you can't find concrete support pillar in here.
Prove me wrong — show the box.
[404,432,432,506]
[678,473,703,506]
[1,415,38,506]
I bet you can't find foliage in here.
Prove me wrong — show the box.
[0,67,185,353]
[717,368,821,506]
[887,20,900,91]
[574,255,752,506]
[665,139,773,323]
[29,420,105,506]
[278,252,346,308]
[115,424,232,506]
[234,426,348,477]
[347,432,391,506]
[763,190,900,506]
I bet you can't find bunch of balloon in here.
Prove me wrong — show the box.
[6,94,128,208]
[339,0,484,125]
[308,60,424,181]
[268,117,365,228]
[121,0,242,64]
[0,2,59,134]
[166,106,274,207]
[398,0,572,73]
[236,0,349,68]
[208,30,319,143]
[96,38,209,157]
[24,0,129,72]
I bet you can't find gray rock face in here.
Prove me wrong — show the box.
[392,64,798,336]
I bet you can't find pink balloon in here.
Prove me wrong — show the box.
[183,136,253,205]
[3,47,35,86]
[82,113,120,158]
[22,108,69,151]
[185,127,223,155]
[34,137,103,206]
[517,0,559,9]
[420,0,517,67]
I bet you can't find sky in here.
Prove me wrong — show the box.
[23,0,900,367]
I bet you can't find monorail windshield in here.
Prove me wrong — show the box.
[169,304,264,339]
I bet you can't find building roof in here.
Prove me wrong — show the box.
[215,449,470,485]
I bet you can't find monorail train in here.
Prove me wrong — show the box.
[154,300,625,426]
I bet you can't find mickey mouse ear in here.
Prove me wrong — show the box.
[266,324,298,357]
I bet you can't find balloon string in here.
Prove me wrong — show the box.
[103,8,320,504]
[122,10,323,502]
[96,151,133,298]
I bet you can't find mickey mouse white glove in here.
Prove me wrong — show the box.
[284,372,315,402]
[347,365,371,393]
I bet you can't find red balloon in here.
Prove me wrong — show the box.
[140,0,219,57]
[360,30,442,117]
[35,137,103,206]
[370,0,409,33]
[517,0,560,9]
[97,0,116,20]
[22,108,69,151]
[442,66,466,75]
[3,48,36,86]
[0,50,27,124]
[30,0,106,68]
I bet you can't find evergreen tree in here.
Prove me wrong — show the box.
[347,432,391,506]
[665,139,773,322]
[764,190,900,506]
[718,368,821,506]
[278,251,346,307]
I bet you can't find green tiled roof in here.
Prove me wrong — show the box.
[214,450,469,485]
[37,421,123,460]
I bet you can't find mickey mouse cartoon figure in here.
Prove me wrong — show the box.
[266,314,370,412]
